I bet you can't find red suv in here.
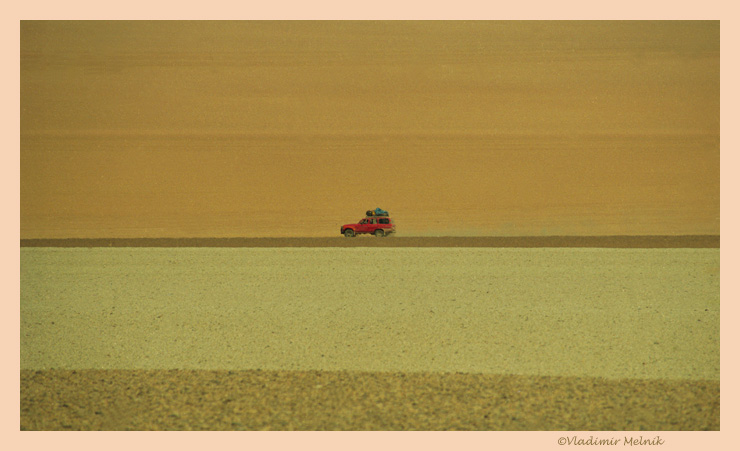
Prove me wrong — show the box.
[341,216,396,237]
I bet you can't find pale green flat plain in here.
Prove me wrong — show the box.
[21,248,719,380]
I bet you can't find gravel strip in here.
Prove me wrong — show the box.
[20,369,719,431]
[20,236,720,248]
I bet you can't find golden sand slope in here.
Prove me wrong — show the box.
[21,22,719,239]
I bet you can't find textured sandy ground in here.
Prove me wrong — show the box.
[21,369,718,431]
[20,245,719,430]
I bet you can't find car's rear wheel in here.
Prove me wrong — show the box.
[344,229,355,237]
[374,229,385,237]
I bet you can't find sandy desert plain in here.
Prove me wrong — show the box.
[20,21,720,431]
[20,238,720,430]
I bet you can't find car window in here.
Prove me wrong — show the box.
[379,218,389,224]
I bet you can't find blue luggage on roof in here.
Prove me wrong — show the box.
[366,208,389,217]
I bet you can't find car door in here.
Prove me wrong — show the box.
[357,218,372,233]
[378,216,391,232]
[363,217,377,233]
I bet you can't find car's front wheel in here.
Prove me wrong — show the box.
[344,229,355,237]
[374,229,385,237]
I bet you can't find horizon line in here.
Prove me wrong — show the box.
[20,235,720,249]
